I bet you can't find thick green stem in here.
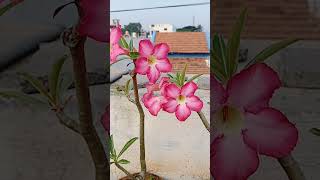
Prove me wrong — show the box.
[197,111,210,132]
[278,154,306,180]
[69,37,109,180]
[132,74,147,177]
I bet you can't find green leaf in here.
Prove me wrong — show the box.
[0,2,15,16]
[310,128,320,136]
[53,1,75,18]
[180,64,188,86]
[118,159,130,165]
[124,79,131,95]
[19,73,54,105]
[109,135,117,159]
[245,38,299,68]
[226,7,248,76]
[0,91,48,107]
[187,74,203,83]
[129,52,139,59]
[57,73,73,102]
[119,37,129,49]
[117,137,138,158]
[49,55,68,103]
[129,39,134,51]
[167,74,174,79]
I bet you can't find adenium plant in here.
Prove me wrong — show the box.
[110,23,210,178]
[211,8,305,180]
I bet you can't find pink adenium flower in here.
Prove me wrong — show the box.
[135,40,172,83]
[142,77,170,116]
[162,81,203,121]
[210,63,298,180]
[77,0,108,42]
[110,27,128,63]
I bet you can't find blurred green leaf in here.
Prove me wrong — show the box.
[226,7,247,76]
[19,73,54,105]
[187,74,203,83]
[0,91,48,107]
[118,159,130,165]
[129,39,134,51]
[119,37,129,49]
[180,64,188,86]
[310,128,320,136]
[124,79,131,95]
[0,2,15,16]
[129,52,139,59]
[109,135,117,160]
[49,55,68,103]
[118,137,138,158]
[57,73,73,102]
[245,38,299,68]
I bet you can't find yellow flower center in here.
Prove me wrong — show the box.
[148,55,157,65]
[214,106,244,135]
[176,95,186,104]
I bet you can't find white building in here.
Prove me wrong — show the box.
[149,24,176,32]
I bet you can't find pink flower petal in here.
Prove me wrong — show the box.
[153,43,170,59]
[110,27,122,45]
[139,40,154,58]
[175,104,191,121]
[100,105,109,134]
[144,96,162,116]
[146,83,160,93]
[186,96,203,112]
[155,58,172,72]
[181,81,198,97]
[110,44,127,63]
[243,108,298,158]
[142,92,152,105]
[159,77,170,88]
[77,0,109,42]
[211,76,227,114]
[164,84,180,98]
[227,63,281,113]
[135,57,149,75]
[147,66,160,83]
[211,135,259,180]
[162,98,178,113]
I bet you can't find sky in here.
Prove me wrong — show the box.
[110,0,210,33]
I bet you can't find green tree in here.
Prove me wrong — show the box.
[176,25,203,32]
[122,23,142,35]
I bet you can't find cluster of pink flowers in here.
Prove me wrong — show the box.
[110,27,204,121]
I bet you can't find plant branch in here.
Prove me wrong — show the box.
[115,163,135,179]
[55,110,80,134]
[132,73,147,177]
[278,154,306,180]
[197,111,210,133]
[68,34,108,180]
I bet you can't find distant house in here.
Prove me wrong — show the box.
[154,32,209,74]
[150,24,176,33]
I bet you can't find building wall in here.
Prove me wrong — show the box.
[169,58,209,74]
[150,24,176,32]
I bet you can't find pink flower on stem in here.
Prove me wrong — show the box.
[77,0,108,42]
[210,63,298,180]
[162,81,203,121]
[135,40,172,83]
[110,27,128,63]
[142,77,170,116]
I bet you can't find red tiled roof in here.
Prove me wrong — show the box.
[212,0,320,40]
[155,32,209,53]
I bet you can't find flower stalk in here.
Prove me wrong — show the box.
[197,111,210,132]
[278,154,306,180]
[68,35,108,180]
[132,73,147,177]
